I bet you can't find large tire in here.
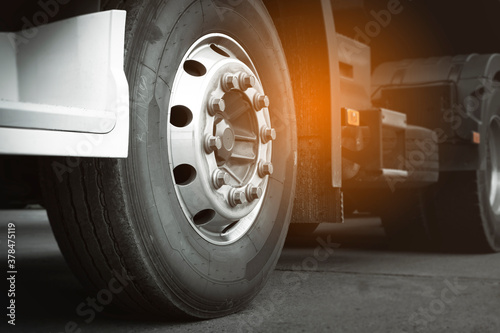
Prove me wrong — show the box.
[41,0,296,319]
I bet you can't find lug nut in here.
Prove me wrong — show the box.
[208,98,225,116]
[222,74,238,91]
[254,94,270,111]
[239,73,256,91]
[213,170,230,189]
[246,185,263,202]
[258,161,274,177]
[205,135,222,153]
[261,127,277,143]
[229,189,246,206]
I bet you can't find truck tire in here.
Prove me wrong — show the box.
[41,0,296,319]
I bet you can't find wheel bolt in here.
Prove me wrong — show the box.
[246,185,263,202]
[239,73,256,91]
[258,161,274,177]
[254,94,270,111]
[222,74,238,91]
[261,127,277,143]
[208,98,225,116]
[213,170,230,189]
[205,135,222,153]
[229,189,246,206]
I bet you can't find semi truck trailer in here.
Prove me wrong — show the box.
[1,0,500,319]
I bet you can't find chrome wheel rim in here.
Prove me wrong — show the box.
[167,33,275,245]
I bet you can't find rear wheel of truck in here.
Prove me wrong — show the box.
[41,0,296,319]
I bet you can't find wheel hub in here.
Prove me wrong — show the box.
[167,34,276,244]
[214,116,236,164]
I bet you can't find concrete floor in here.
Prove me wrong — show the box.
[1,209,499,333]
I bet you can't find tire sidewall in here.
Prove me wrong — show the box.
[477,87,500,249]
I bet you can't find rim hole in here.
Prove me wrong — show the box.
[222,220,239,234]
[170,106,193,127]
[210,44,230,58]
[173,164,197,185]
[183,60,207,76]
[193,209,216,226]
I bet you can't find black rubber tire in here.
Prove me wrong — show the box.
[40,0,296,319]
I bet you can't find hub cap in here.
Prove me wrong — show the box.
[167,34,276,244]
